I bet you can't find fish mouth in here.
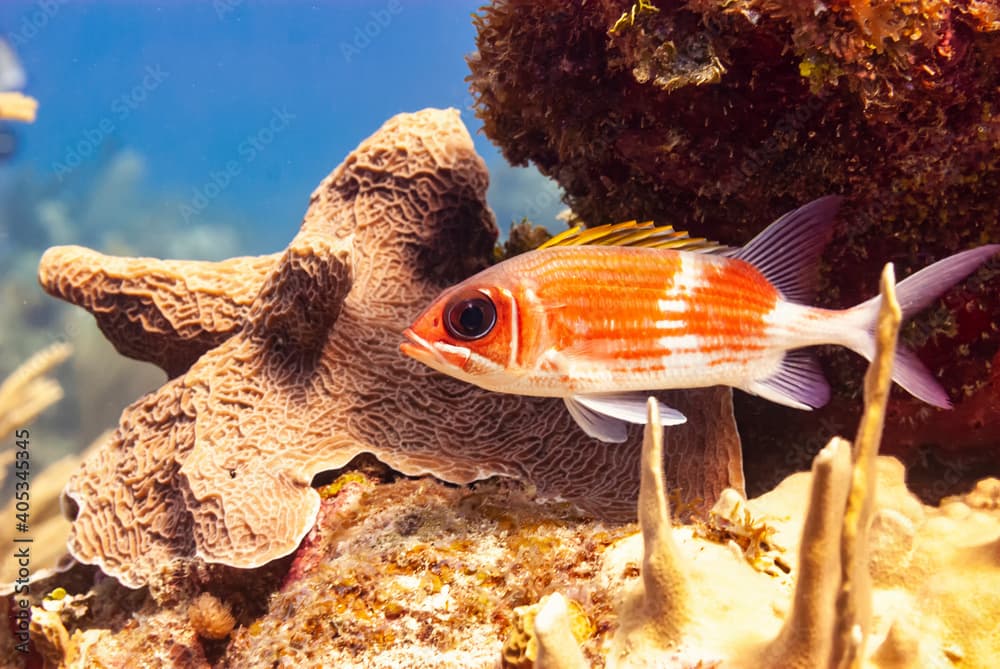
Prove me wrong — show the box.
[400,328,471,373]
[400,328,443,366]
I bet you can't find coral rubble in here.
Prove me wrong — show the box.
[467,0,1000,493]
[37,108,744,589]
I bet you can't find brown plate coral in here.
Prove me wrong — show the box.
[37,108,744,589]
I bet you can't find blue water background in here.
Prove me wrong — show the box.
[0,1,564,256]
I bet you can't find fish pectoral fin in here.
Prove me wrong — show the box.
[745,349,831,410]
[565,393,687,443]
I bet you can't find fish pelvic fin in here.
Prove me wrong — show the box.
[840,245,1000,408]
[733,196,843,303]
[564,393,687,443]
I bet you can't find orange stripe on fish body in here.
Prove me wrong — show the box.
[511,247,684,376]
[494,247,780,391]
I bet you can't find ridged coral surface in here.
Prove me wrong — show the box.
[37,108,743,589]
[467,0,1000,495]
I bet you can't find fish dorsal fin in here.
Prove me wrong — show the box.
[540,220,732,254]
[745,349,830,409]
[732,196,843,303]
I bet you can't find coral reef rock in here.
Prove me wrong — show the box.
[468,0,1000,496]
[37,108,743,589]
[5,266,997,668]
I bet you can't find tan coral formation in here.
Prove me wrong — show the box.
[530,265,1000,668]
[38,249,278,378]
[38,108,744,589]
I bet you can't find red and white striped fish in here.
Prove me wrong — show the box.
[401,197,999,442]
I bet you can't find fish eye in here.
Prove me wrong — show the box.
[444,290,497,341]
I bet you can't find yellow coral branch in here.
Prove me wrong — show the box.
[758,436,852,667]
[606,396,691,665]
[0,91,38,122]
[534,593,589,669]
[608,0,659,35]
[0,342,72,439]
[833,263,901,668]
[636,396,687,635]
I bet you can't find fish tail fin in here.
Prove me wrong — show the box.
[842,245,1000,407]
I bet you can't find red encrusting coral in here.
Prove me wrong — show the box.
[468,0,1000,498]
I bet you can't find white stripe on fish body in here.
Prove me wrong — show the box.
[514,336,784,396]
[763,301,855,350]
[653,317,687,330]
[504,286,521,370]
[658,252,708,309]
[672,252,705,290]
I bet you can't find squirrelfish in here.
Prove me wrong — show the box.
[401,197,999,442]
